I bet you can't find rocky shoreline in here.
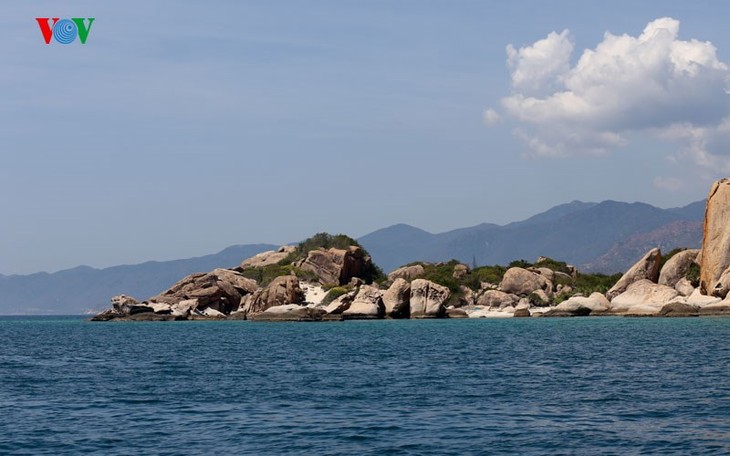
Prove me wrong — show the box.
[92,180,730,322]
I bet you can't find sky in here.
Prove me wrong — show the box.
[2,1,730,274]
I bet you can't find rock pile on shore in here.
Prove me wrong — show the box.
[92,179,730,321]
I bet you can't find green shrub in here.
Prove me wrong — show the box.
[464,265,507,290]
[573,272,622,296]
[239,264,319,287]
[508,259,531,269]
[686,263,700,287]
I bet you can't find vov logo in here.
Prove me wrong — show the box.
[35,18,95,44]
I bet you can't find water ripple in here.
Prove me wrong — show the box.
[0,317,729,454]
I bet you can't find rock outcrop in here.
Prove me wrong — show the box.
[476,290,517,308]
[658,249,699,288]
[410,279,450,318]
[240,246,295,269]
[149,268,258,315]
[248,304,325,322]
[240,275,304,315]
[324,291,357,315]
[606,248,662,301]
[298,246,373,285]
[499,267,550,296]
[675,278,695,297]
[111,295,141,313]
[382,278,410,318]
[609,280,678,315]
[446,308,468,318]
[659,302,699,317]
[342,286,384,319]
[700,179,730,297]
[387,264,425,282]
[452,264,469,279]
[554,292,610,314]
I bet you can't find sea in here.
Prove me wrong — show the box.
[0,316,729,455]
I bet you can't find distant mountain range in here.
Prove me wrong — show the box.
[359,200,704,273]
[0,200,705,315]
[0,244,276,315]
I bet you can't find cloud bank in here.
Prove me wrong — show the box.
[491,17,730,171]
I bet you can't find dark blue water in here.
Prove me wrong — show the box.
[1,317,729,455]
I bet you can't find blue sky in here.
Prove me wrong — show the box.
[2,1,730,274]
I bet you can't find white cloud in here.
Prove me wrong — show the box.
[483,108,502,125]
[492,17,730,167]
[506,30,573,97]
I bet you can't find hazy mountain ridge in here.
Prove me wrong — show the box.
[582,220,703,273]
[0,244,277,315]
[359,200,704,273]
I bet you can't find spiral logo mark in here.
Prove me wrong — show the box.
[52,19,77,45]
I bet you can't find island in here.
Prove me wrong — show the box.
[92,179,730,321]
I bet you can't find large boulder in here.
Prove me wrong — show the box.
[659,302,699,317]
[382,278,410,318]
[476,290,517,308]
[248,304,325,322]
[342,285,384,319]
[555,292,610,314]
[675,278,696,297]
[606,248,662,301]
[457,286,476,308]
[149,268,258,315]
[111,295,140,313]
[171,299,198,319]
[513,307,531,317]
[542,306,592,317]
[467,308,514,318]
[658,249,699,288]
[530,267,555,283]
[387,264,425,282]
[528,289,551,307]
[700,179,730,297]
[240,275,304,315]
[499,267,550,296]
[609,279,678,315]
[446,308,469,318]
[324,291,357,315]
[686,288,722,307]
[240,246,295,269]
[452,264,470,279]
[298,246,373,285]
[410,279,450,318]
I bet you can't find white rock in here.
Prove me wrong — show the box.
[201,307,225,318]
[610,279,678,315]
[606,248,662,301]
[674,278,696,297]
[686,288,722,307]
[467,308,514,318]
[556,292,610,313]
[171,299,198,317]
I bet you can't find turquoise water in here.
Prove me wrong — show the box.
[1,317,729,455]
